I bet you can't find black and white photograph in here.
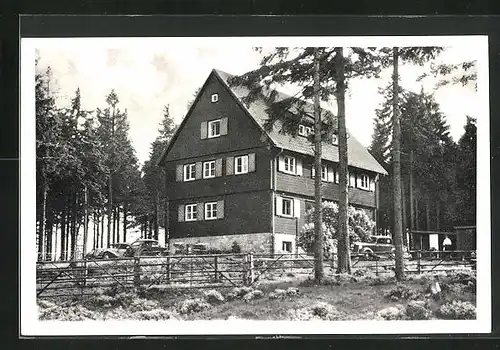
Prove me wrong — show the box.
[20,35,490,335]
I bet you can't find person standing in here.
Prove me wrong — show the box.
[442,235,452,259]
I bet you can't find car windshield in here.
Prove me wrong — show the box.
[377,238,392,244]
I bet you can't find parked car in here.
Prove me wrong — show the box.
[123,239,168,257]
[351,236,395,260]
[86,243,131,259]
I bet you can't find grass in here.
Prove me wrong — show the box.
[38,269,476,321]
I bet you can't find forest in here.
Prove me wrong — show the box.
[35,48,477,265]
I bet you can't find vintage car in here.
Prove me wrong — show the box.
[351,236,395,259]
[123,239,168,257]
[86,243,131,259]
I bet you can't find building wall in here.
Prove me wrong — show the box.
[169,190,272,240]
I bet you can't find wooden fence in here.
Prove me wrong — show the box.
[36,250,476,298]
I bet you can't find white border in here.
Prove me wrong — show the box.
[21,35,490,336]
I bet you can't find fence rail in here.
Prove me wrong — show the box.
[36,250,476,298]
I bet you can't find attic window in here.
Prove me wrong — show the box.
[332,134,338,145]
[211,93,219,103]
[298,125,306,136]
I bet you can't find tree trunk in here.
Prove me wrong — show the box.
[112,205,116,244]
[415,196,420,231]
[154,191,160,241]
[149,219,153,239]
[100,211,104,248]
[71,192,78,260]
[401,176,407,246]
[60,208,67,260]
[46,206,53,261]
[436,200,440,231]
[409,150,414,249]
[335,47,351,274]
[123,201,127,242]
[93,211,97,250]
[38,183,48,261]
[107,178,112,248]
[116,205,120,243]
[392,47,405,281]
[426,196,431,231]
[312,47,324,283]
[82,186,89,259]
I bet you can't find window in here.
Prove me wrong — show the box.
[281,197,293,217]
[183,163,196,181]
[331,134,338,145]
[298,124,306,136]
[211,93,219,103]
[208,119,221,138]
[205,202,217,220]
[203,161,215,179]
[283,156,296,174]
[235,155,249,174]
[185,204,197,221]
[305,126,312,135]
[282,241,292,253]
[321,165,328,181]
[359,174,370,190]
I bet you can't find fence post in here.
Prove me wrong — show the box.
[134,256,141,287]
[417,251,421,274]
[243,254,249,285]
[83,260,88,287]
[249,253,254,285]
[214,256,219,282]
[166,256,171,284]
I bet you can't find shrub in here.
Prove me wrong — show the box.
[128,298,159,312]
[384,284,418,302]
[439,300,476,320]
[203,289,225,305]
[133,309,177,320]
[377,305,406,320]
[286,287,300,297]
[231,241,242,254]
[299,277,340,287]
[406,301,431,320]
[226,286,254,301]
[92,294,116,308]
[288,302,342,321]
[178,298,211,315]
[242,290,264,302]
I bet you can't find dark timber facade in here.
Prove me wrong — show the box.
[159,69,388,254]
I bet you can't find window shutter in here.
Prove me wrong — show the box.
[176,164,183,182]
[327,167,334,182]
[349,172,356,187]
[215,158,223,177]
[195,162,203,179]
[296,158,302,176]
[370,177,375,192]
[276,195,282,216]
[200,121,208,139]
[293,198,301,218]
[220,117,228,135]
[226,156,234,175]
[197,203,204,221]
[217,200,224,219]
[278,156,285,172]
[248,153,256,172]
[178,205,185,222]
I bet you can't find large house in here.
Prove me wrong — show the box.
[158,69,388,254]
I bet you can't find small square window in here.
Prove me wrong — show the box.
[205,202,217,220]
[185,204,197,221]
[183,164,196,181]
[282,241,292,253]
[283,156,296,174]
[203,161,216,179]
[211,93,219,103]
[235,155,249,175]
[208,119,221,138]
[298,125,306,136]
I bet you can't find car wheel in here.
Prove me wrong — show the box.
[362,249,373,260]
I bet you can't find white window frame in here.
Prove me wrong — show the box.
[281,197,293,217]
[211,93,219,103]
[183,163,196,182]
[185,204,197,221]
[305,126,312,135]
[283,156,296,175]
[235,155,249,175]
[204,202,217,220]
[331,134,338,145]
[203,160,216,179]
[208,119,221,138]
[298,124,306,136]
[359,174,370,190]
[321,164,328,181]
[282,241,293,253]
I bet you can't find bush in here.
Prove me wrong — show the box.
[299,277,340,287]
[231,241,242,254]
[406,301,431,320]
[203,289,225,305]
[128,298,159,312]
[384,284,418,302]
[242,290,264,302]
[439,300,476,320]
[178,298,211,315]
[377,305,406,320]
[288,302,342,321]
[133,309,177,320]
[226,286,254,301]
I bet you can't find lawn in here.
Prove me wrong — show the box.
[37,269,476,321]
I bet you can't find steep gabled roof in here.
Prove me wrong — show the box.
[214,69,388,175]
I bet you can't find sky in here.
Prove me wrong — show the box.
[35,37,481,166]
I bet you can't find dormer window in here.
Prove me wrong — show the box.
[211,93,219,103]
[298,124,307,136]
[208,119,221,138]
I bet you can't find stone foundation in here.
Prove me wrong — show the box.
[169,232,273,254]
